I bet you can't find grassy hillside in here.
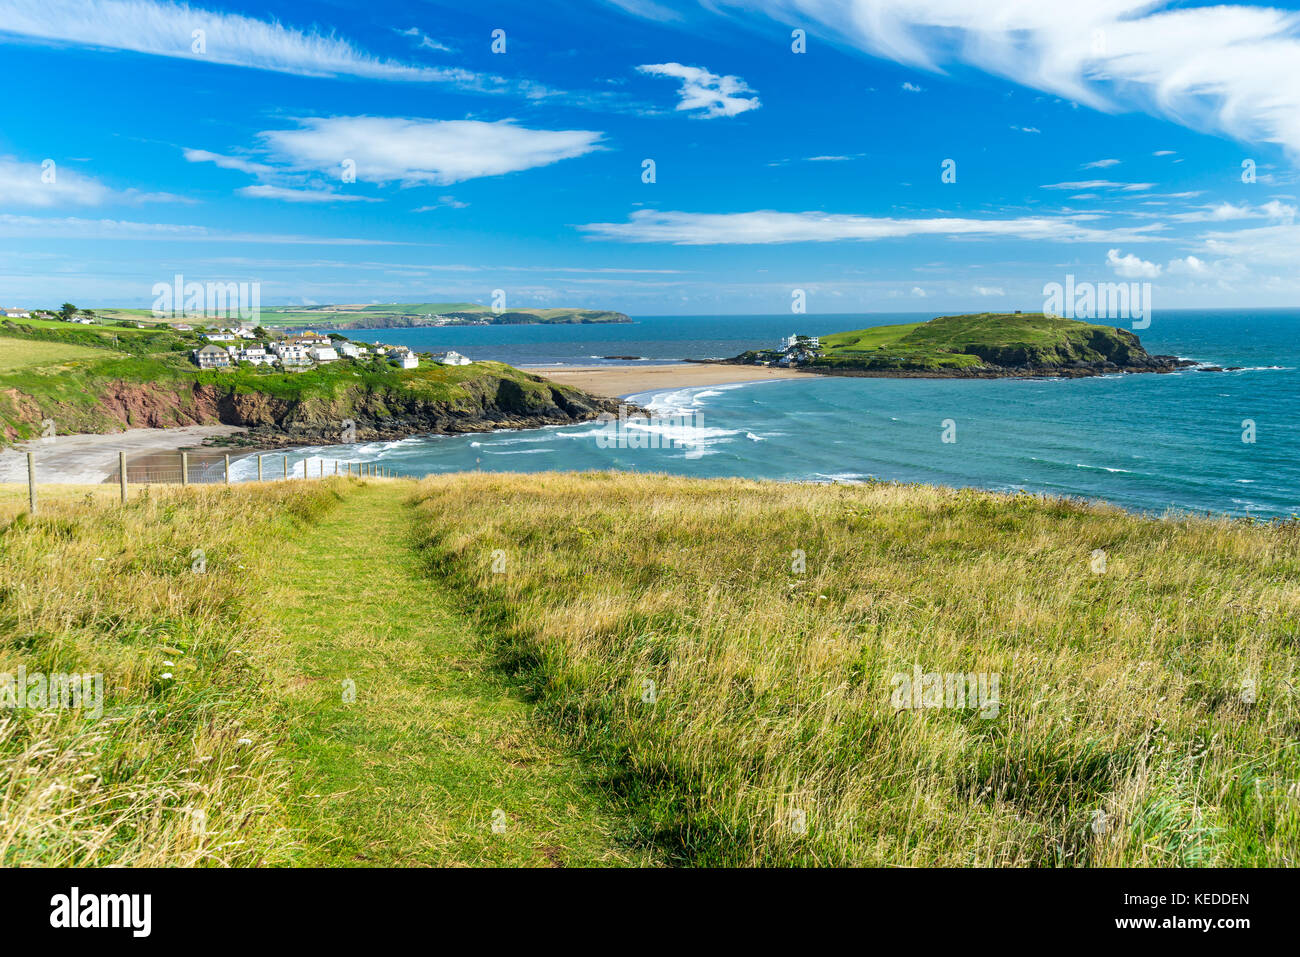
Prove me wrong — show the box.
[5,472,1294,866]
[810,313,1156,373]
[411,472,1300,866]
[0,320,617,444]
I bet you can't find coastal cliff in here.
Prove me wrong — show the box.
[0,341,625,446]
[728,313,1201,378]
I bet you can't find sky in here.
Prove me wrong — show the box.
[2,0,1300,316]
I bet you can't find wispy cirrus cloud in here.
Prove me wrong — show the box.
[579,209,1165,244]
[0,212,410,244]
[236,184,379,204]
[637,63,760,117]
[1041,180,1154,192]
[634,1,1300,154]
[0,0,492,87]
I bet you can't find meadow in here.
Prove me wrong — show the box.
[2,471,1295,866]
[411,472,1300,866]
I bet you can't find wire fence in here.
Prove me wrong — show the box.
[18,450,394,515]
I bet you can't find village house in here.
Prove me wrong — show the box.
[337,342,368,358]
[397,352,419,369]
[193,344,232,369]
[227,344,273,366]
[270,341,312,367]
[431,350,472,366]
[288,330,333,348]
[170,323,193,331]
[309,344,339,363]
[2,308,31,319]
[204,331,238,343]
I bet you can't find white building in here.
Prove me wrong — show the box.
[431,350,472,366]
[397,352,419,369]
[338,342,368,358]
[309,345,339,363]
[781,334,820,351]
[193,345,232,369]
[205,332,237,343]
[2,308,31,318]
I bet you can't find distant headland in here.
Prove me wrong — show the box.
[725,313,1215,378]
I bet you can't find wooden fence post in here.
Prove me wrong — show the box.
[224,454,230,484]
[26,452,36,516]
[119,451,128,503]
[283,455,288,480]
[181,451,189,486]
[257,455,263,482]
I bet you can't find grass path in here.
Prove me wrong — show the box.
[272,481,651,866]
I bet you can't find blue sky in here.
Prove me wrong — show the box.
[2,0,1299,315]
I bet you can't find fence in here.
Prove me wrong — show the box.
[19,451,396,515]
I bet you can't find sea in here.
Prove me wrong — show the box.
[229,309,1300,519]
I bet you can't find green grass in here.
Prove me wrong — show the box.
[0,336,106,372]
[4,471,1296,867]
[273,482,652,866]
[410,471,1300,867]
[813,313,1143,372]
[0,478,350,865]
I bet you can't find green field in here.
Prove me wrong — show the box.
[810,312,1146,372]
[0,335,107,372]
[2,473,1295,866]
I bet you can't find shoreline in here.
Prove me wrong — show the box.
[0,425,247,484]
[527,362,812,398]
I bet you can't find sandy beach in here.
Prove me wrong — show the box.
[528,362,810,398]
[0,425,246,484]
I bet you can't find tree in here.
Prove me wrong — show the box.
[59,302,77,319]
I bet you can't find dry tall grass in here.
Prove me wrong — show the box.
[0,478,349,865]
[412,472,1300,866]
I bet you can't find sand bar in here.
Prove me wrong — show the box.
[528,362,810,399]
[0,425,245,484]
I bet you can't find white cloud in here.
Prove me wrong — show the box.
[0,0,490,86]
[580,209,1165,244]
[258,117,604,186]
[1082,159,1121,168]
[396,26,453,53]
[1041,180,1154,192]
[0,156,181,207]
[637,63,760,117]
[1106,248,1162,278]
[901,81,924,92]
[0,213,408,244]
[1009,125,1041,133]
[413,196,470,212]
[1167,255,1207,274]
[1169,200,1297,222]
[910,286,927,296]
[1153,150,1177,156]
[974,286,1006,296]
[236,184,378,203]
[183,148,275,178]
[701,1,1300,155]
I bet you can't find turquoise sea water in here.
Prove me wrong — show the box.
[241,309,1300,519]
